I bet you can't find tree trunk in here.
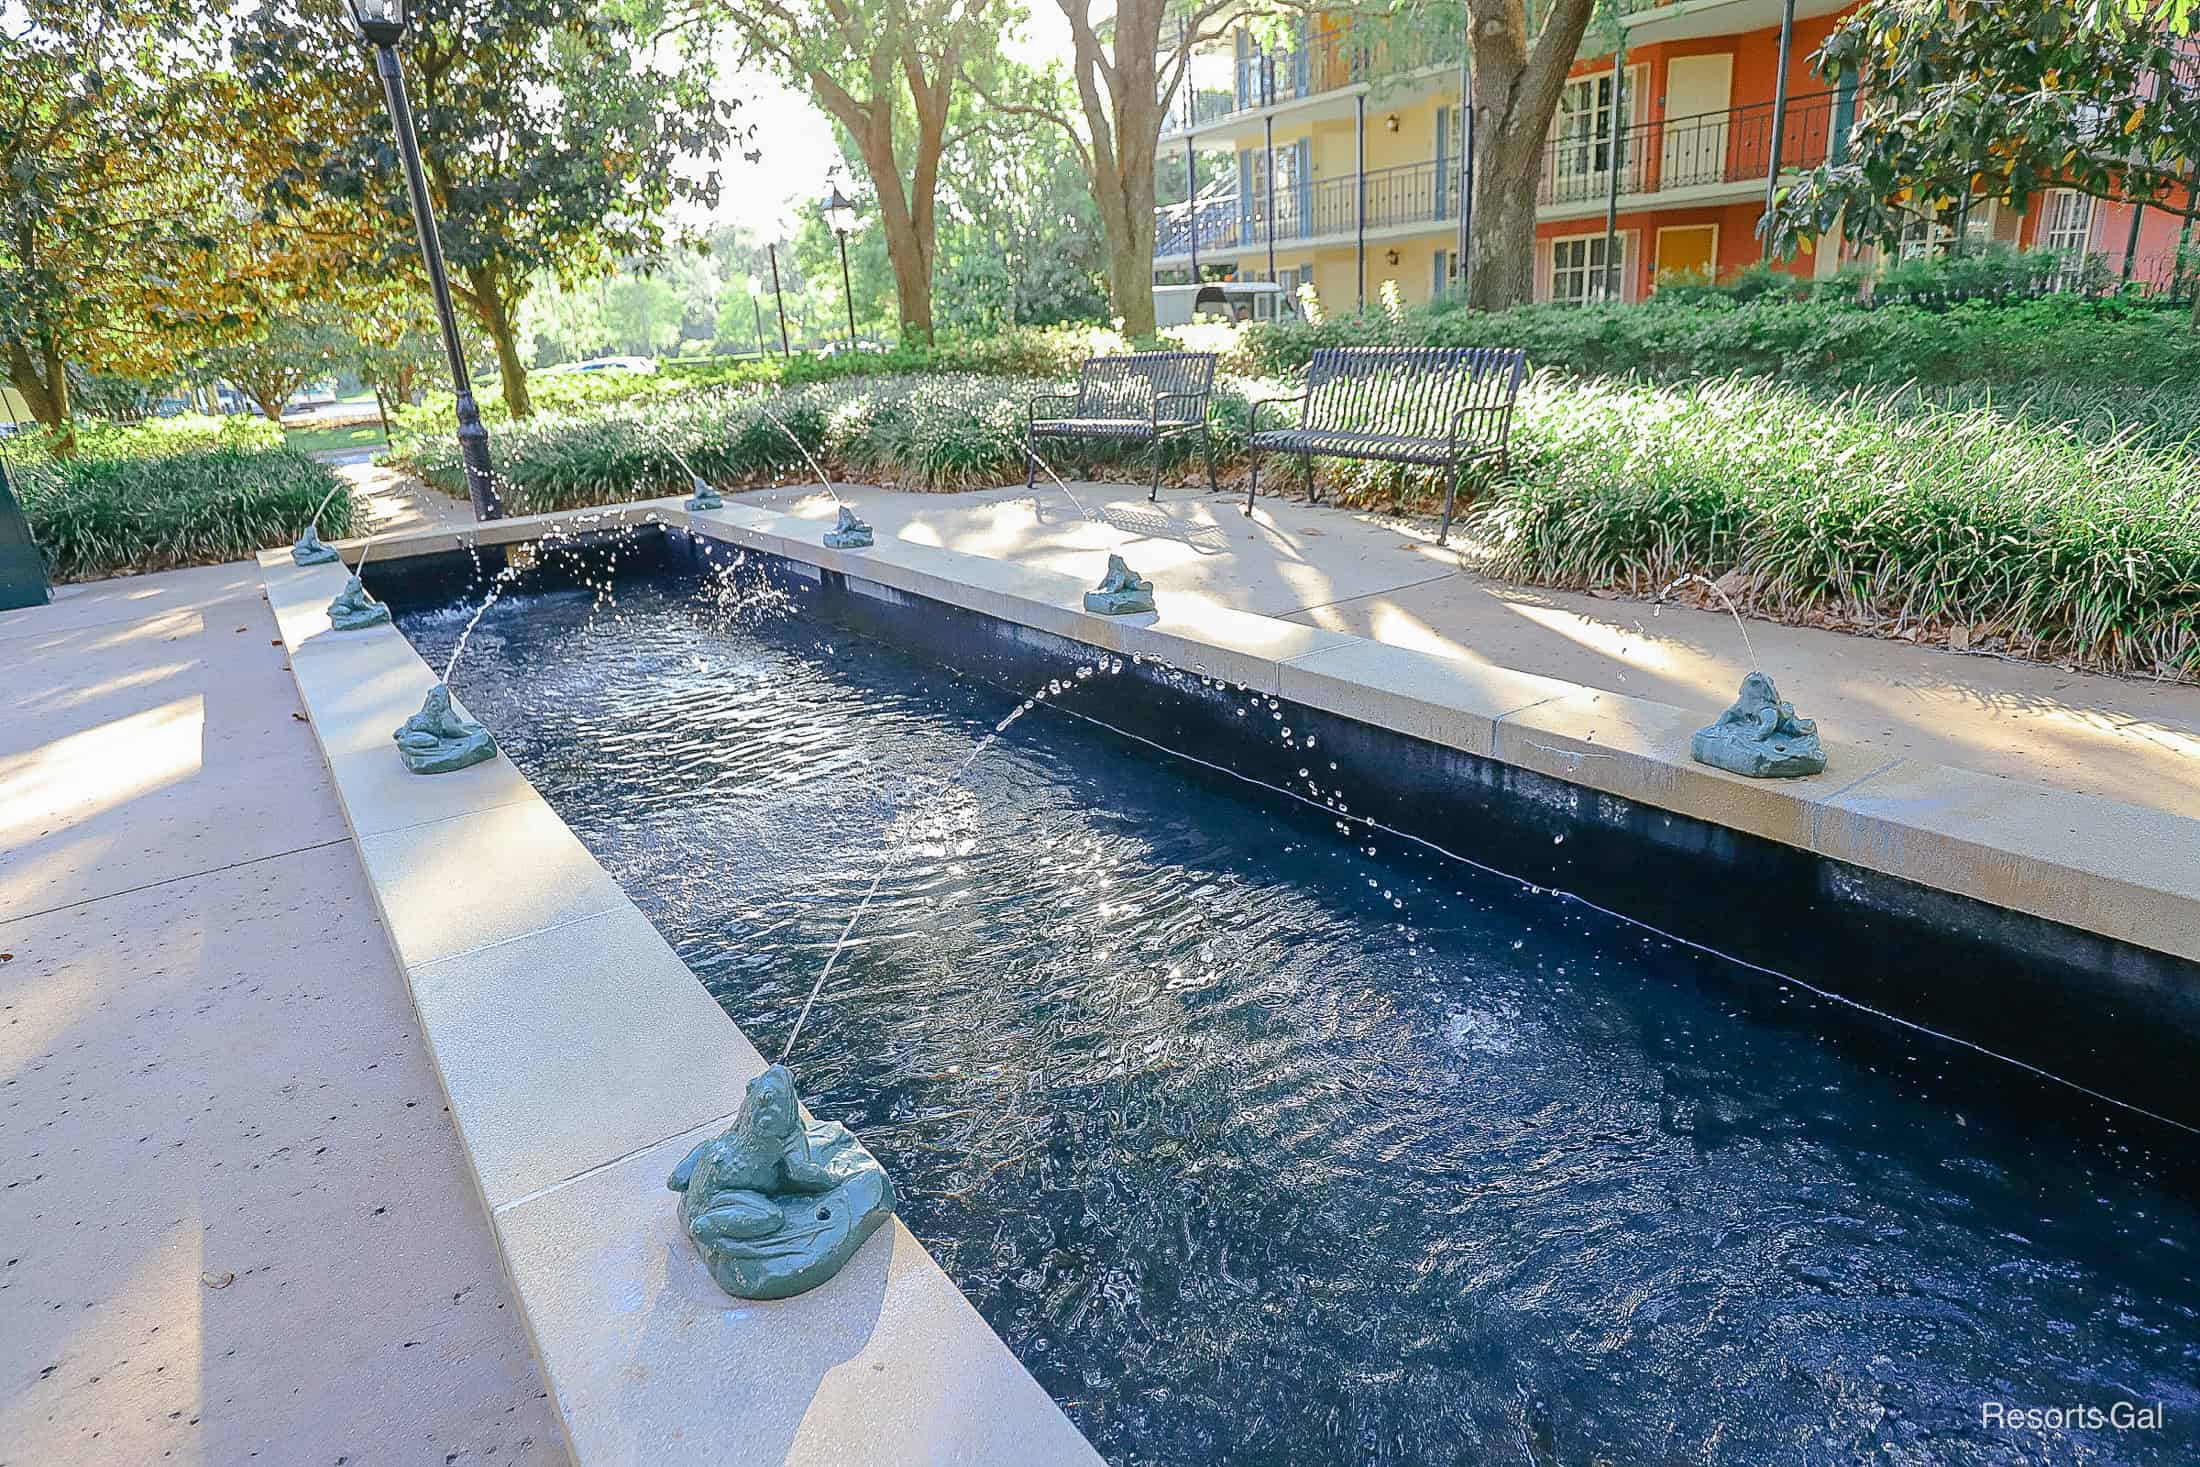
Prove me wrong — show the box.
[1060,0,1166,339]
[7,335,74,455]
[1464,150,1542,311]
[1462,0,1599,311]
[471,271,532,418]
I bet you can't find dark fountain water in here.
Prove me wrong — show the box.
[397,568,2200,1467]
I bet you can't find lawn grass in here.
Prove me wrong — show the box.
[283,421,390,456]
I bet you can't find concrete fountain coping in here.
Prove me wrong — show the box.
[265,490,2200,1460]
[257,539,1104,1467]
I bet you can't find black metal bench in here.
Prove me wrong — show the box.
[1245,346,1526,544]
[1027,351,1219,502]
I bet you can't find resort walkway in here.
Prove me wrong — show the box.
[743,480,2200,822]
[0,562,564,1466]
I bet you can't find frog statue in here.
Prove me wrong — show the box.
[1690,671,1826,779]
[684,472,724,512]
[291,523,341,565]
[821,504,874,549]
[325,574,392,630]
[391,683,497,775]
[1083,553,1155,616]
[667,1063,897,1302]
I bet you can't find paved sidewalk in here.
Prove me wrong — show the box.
[743,481,2200,821]
[0,563,562,1466]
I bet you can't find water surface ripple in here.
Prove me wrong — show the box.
[399,579,2200,1467]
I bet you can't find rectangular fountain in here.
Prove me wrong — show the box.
[261,498,2200,1467]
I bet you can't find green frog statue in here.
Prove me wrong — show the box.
[325,574,392,630]
[391,683,497,774]
[1690,671,1826,779]
[821,505,873,549]
[1083,553,1155,615]
[684,472,724,512]
[291,524,340,565]
[667,1063,897,1301]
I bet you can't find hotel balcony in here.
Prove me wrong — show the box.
[1154,88,1838,264]
[1161,19,1462,140]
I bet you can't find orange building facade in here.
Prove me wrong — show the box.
[1152,1,2195,308]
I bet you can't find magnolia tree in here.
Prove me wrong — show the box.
[1772,0,2200,322]
[236,0,738,416]
[1,2,284,453]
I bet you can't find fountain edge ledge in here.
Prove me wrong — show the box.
[291,497,2200,968]
[255,534,1106,1467]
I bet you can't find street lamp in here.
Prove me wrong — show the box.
[346,0,503,520]
[822,179,858,350]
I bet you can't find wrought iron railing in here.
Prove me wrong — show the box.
[1165,18,1463,135]
[1155,91,1843,258]
[1536,89,1838,208]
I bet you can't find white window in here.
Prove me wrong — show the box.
[1433,248,1454,296]
[1554,74,1619,183]
[1549,233,1626,305]
[1548,66,1646,202]
[2040,189,2097,284]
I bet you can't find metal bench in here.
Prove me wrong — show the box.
[1027,351,1219,502]
[1245,346,1526,544]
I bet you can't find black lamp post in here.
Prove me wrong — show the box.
[347,0,503,520]
[823,181,859,349]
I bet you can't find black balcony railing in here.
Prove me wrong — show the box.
[1537,89,1838,208]
[1154,90,1842,259]
[1167,19,1462,135]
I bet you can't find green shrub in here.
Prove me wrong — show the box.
[14,446,353,582]
[1475,374,2200,679]
[7,413,283,465]
[1238,289,2200,394]
[390,364,2200,678]
[394,371,1250,514]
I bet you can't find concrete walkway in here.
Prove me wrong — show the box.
[743,481,2200,821]
[0,563,563,1466]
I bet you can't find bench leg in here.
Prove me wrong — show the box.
[1025,435,1037,490]
[1244,450,1260,518]
[1301,452,1316,504]
[1438,461,1462,546]
[1202,424,1218,494]
[1149,435,1163,503]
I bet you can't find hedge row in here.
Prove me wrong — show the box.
[14,446,353,583]
[390,368,2200,679]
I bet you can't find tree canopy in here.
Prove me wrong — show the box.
[234,0,740,415]
[1773,0,2200,265]
[1,1,287,449]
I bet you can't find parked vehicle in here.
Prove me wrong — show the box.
[1152,281,1298,327]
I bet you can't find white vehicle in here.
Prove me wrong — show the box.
[1152,281,1299,327]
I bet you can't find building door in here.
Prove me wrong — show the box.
[1661,54,1733,190]
[1654,224,1718,287]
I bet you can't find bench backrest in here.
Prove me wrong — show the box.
[1303,347,1526,447]
[1076,351,1217,423]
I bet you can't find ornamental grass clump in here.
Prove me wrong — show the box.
[14,445,353,582]
[1476,374,2200,679]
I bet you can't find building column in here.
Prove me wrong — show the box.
[1355,93,1367,307]
[1264,115,1277,281]
[1601,40,1627,301]
[1187,135,1199,281]
[1456,47,1474,294]
[1761,0,1798,260]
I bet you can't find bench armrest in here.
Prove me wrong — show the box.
[1248,391,1309,436]
[1447,402,1514,444]
[1027,391,1079,419]
[1153,390,1209,424]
